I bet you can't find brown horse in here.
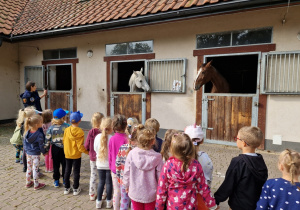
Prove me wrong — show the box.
[193,60,229,93]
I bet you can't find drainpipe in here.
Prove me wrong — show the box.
[9,0,300,41]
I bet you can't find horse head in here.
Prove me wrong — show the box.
[130,68,150,92]
[193,60,214,91]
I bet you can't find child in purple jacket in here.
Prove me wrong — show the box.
[123,127,163,210]
[84,112,104,201]
[109,114,127,210]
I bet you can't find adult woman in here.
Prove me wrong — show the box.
[20,81,47,111]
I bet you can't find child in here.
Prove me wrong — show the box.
[10,109,25,164]
[116,123,144,210]
[94,117,113,209]
[155,133,217,210]
[63,111,89,195]
[124,117,138,137]
[109,114,128,210]
[145,118,163,152]
[123,127,163,210]
[84,112,104,201]
[160,129,178,162]
[214,126,268,210]
[21,107,37,172]
[184,124,213,187]
[23,114,47,190]
[42,109,53,173]
[45,108,69,187]
[256,149,300,209]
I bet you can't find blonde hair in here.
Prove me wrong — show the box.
[170,133,195,172]
[279,149,300,185]
[51,117,65,125]
[112,114,127,132]
[145,118,160,133]
[127,124,145,154]
[16,106,36,128]
[161,129,178,161]
[42,109,53,124]
[98,117,112,161]
[238,126,263,148]
[24,114,42,133]
[125,117,139,136]
[91,112,104,129]
[137,127,156,150]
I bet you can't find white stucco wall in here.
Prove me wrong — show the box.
[0,42,20,120]
[17,4,300,141]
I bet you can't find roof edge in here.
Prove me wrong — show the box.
[8,0,300,42]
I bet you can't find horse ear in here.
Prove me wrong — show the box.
[133,71,138,76]
[140,68,143,73]
[206,60,213,67]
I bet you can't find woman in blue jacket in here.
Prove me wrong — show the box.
[20,81,47,111]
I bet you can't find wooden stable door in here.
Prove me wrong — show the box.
[204,96,252,143]
[111,92,147,124]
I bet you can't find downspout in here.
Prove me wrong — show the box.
[9,0,300,41]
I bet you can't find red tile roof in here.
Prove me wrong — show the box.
[1,0,230,36]
[0,0,28,35]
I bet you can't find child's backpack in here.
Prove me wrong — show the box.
[10,126,22,145]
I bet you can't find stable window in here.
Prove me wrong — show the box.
[111,58,186,93]
[261,51,300,94]
[43,48,77,60]
[106,40,153,56]
[24,66,45,90]
[147,59,186,93]
[196,27,272,49]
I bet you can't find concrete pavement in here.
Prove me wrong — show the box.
[0,123,281,210]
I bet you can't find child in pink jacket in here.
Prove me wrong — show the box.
[155,133,218,210]
[123,127,163,210]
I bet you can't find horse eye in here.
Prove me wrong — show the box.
[202,71,205,75]
[140,80,142,83]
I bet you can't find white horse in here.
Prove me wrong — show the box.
[128,68,150,92]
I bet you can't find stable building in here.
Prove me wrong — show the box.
[1,0,300,151]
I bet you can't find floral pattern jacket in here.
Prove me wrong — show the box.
[155,157,216,210]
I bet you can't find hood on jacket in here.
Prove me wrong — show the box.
[166,157,199,187]
[132,147,162,171]
[25,130,40,144]
[67,126,84,141]
[240,154,268,182]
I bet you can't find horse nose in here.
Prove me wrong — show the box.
[140,80,142,83]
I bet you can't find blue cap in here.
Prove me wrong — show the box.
[53,108,69,119]
[70,111,83,123]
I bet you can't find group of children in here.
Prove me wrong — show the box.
[10,107,300,210]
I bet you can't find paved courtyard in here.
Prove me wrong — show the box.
[0,123,281,210]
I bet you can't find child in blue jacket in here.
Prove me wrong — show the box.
[23,114,47,190]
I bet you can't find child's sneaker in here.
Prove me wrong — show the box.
[20,159,23,164]
[64,188,71,195]
[34,183,46,190]
[106,200,113,208]
[73,187,81,196]
[96,200,102,209]
[90,194,96,201]
[15,158,20,163]
[25,181,34,188]
[53,180,59,188]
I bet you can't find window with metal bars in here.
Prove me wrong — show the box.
[24,66,45,90]
[146,59,186,93]
[261,51,300,94]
